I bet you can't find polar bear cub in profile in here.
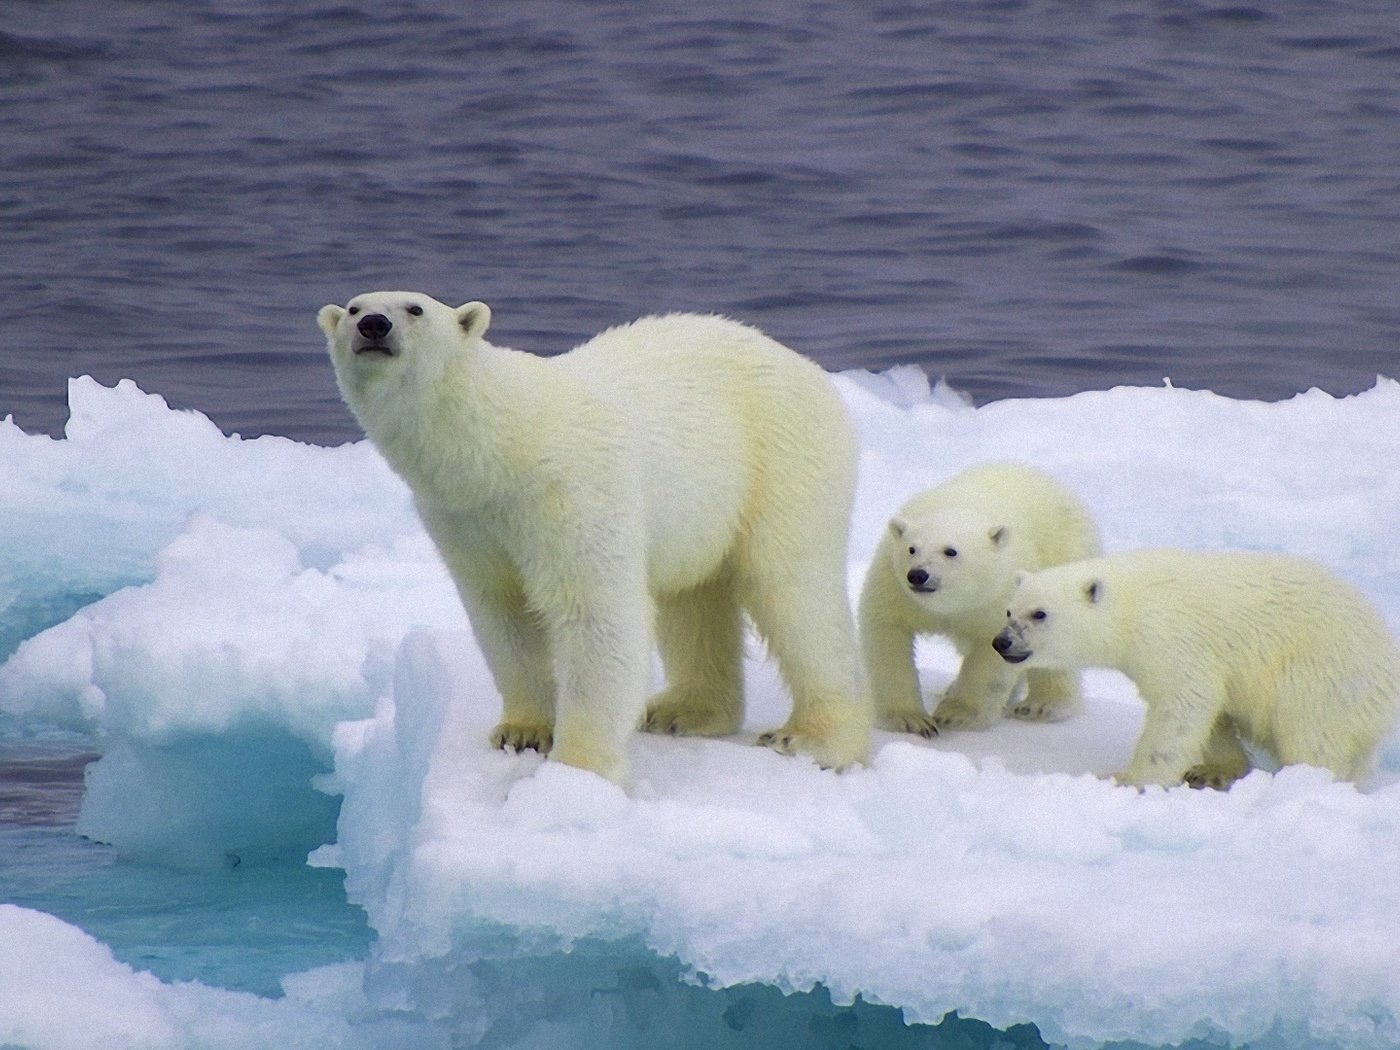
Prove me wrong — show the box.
[997,549,1400,788]
[319,291,870,784]
[858,462,1100,736]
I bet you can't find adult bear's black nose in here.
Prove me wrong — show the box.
[357,313,392,339]
[907,568,929,588]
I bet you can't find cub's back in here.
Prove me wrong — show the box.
[904,463,1100,567]
[1118,550,1390,648]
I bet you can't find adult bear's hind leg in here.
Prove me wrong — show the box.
[644,569,745,738]
[741,557,871,769]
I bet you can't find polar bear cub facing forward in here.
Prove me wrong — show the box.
[319,292,869,784]
[859,463,1100,736]
[996,549,1400,787]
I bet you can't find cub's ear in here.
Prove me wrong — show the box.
[1013,569,1029,588]
[989,525,1009,548]
[317,304,345,338]
[1085,579,1103,604]
[888,517,908,539]
[456,301,492,340]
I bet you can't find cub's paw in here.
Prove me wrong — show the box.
[1112,767,1182,791]
[1184,765,1243,791]
[930,703,998,733]
[1009,696,1080,723]
[1109,769,1151,791]
[490,721,553,755]
[875,710,939,738]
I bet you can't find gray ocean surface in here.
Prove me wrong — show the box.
[2,0,1399,445]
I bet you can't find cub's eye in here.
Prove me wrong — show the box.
[943,547,958,559]
[407,304,424,316]
[347,306,360,316]
[1030,610,1048,622]
[908,546,917,556]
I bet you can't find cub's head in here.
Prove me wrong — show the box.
[317,291,492,394]
[887,509,1017,615]
[993,564,1107,669]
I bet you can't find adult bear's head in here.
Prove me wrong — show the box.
[319,291,492,385]
[318,290,494,447]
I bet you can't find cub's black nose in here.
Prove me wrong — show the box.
[907,568,929,588]
[357,313,392,339]
[992,632,1013,654]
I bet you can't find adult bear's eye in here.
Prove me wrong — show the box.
[943,547,958,559]
[407,304,424,316]
[908,546,917,556]
[1030,610,1048,621]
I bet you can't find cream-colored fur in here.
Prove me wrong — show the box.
[859,463,1100,735]
[319,292,869,783]
[998,549,1400,788]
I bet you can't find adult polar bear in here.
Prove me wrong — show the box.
[996,549,1400,788]
[319,292,870,783]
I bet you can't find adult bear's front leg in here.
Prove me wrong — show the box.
[454,566,559,756]
[524,535,652,785]
[422,510,560,756]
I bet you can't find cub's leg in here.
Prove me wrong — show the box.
[1117,683,1223,788]
[931,646,1020,731]
[1184,714,1251,790]
[1011,669,1083,723]
[859,580,936,737]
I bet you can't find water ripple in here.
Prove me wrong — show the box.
[2,0,1398,441]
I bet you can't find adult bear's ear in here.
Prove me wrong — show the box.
[456,301,492,341]
[317,304,345,338]
[1084,579,1103,604]
[989,525,1009,548]
[888,517,908,539]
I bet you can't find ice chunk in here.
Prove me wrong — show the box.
[0,904,364,1049]
[4,374,1400,1047]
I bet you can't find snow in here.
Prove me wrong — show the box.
[3,372,1400,1048]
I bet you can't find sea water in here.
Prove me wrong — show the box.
[3,0,1399,444]
[0,739,371,999]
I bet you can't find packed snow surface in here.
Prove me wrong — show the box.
[3,371,1400,1049]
